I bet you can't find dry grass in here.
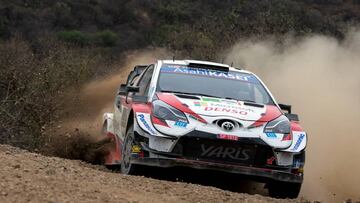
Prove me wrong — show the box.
[0,37,117,150]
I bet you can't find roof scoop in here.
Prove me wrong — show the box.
[188,62,229,72]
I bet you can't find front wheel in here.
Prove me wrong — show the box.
[120,124,143,175]
[267,181,301,199]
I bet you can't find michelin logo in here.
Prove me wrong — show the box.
[138,114,156,135]
[292,133,305,151]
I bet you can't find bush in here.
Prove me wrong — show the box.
[57,30,118,47]
[0,37,115,150]
[170,29,216,60]
[57,30,90,46]
[93,30,118,47]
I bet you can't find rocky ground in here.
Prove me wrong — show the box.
[0,144,310,203]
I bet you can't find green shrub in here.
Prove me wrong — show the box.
[57,30,118,47]
[93,30,118,47]
[57,30,90,46]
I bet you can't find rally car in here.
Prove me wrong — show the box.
[102,60,307,198]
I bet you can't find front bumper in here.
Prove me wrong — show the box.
[133,128,304,183]
[131,156,303,183]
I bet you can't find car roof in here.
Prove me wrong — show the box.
[160,59,254,75]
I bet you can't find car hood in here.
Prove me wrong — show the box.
[156,93,282,122]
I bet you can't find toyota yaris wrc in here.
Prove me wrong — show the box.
[102,60,307,198]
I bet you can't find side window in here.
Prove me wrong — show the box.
[253,85,270,104]
[136,65,155,96]
[129,75,139,86]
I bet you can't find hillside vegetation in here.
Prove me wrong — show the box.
[1,0,360,58]
[0,0,359,150]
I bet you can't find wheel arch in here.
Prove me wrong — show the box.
[126,109,135,133]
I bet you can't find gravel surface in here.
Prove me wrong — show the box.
[0,144,310,203]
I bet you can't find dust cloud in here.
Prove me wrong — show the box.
[59,48,170,134]
[45,48,170,162]
[225,30,360,202]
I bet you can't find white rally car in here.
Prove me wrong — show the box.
[102,60,307,198]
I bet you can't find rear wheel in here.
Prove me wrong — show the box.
[120,124,143,175]
[267,181,301,199]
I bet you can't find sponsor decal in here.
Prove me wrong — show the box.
[160,66,259,83]
[200,144,251,161]
[204,106,248,115]
[132,145,142,153]
[266,132,277,138]
[208,102,255,112]
[174,121,188,128]
[202,97,220,102]
[194,101,208,107]
[292,133,305,151]
[138,114,156,135]
[217,134,239,141]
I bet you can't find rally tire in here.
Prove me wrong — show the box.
[267,181,301,199]
[120,124,143,175]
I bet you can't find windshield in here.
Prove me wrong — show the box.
[157,64,275,105]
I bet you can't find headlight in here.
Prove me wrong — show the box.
[264,115,290,134]
[152,100,188,122]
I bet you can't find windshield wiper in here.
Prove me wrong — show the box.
[225,97,264,106]
[160,90,221,99]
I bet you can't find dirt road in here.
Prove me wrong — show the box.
[0,144,310,203]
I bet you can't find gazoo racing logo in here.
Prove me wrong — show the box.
[200,144,252,161]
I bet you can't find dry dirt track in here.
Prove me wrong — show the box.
[0,144,309,203]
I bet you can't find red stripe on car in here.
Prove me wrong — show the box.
[156,93,207,123]
[250,105,282,127]
[291,121,303,131]
[151,115,169,127]
[132,103,152,113]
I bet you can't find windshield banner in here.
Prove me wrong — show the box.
[160,65,259,83]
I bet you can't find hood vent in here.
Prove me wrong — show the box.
[175,94,200,100]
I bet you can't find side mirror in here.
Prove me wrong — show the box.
[279,103,300,121]
[278,103,292,114]
[126,86,140,93]
[118,84,140,96]
[118,84,127,95]
[126,65,148,84]
[285,113,299,121]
